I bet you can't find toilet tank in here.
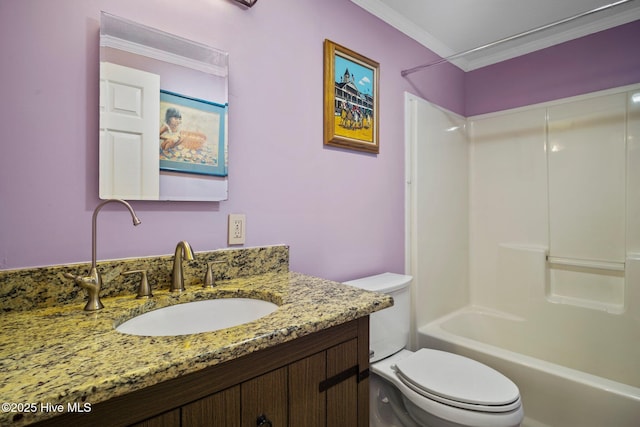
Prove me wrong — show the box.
[345,273,412,363]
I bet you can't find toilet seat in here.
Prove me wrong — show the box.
[393,349,521,413]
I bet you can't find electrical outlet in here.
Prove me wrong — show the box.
[228,214,246,245]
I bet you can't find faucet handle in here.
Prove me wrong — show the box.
[63,271,96,285]
[63,272,80,281]
[123,269,152,299]
[63,269,104,310]
[203,261,225,288]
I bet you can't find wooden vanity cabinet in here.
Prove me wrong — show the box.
[179,366,289,427]
[180,385,241,426]
[34,317,369,427]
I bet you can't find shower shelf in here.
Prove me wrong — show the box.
[546,294,624,314]
[546,256,625,272]
[546,254,627,314]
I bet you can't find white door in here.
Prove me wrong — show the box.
[100,62,160,200]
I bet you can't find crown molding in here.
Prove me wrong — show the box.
[351,0,640,72]
[463,8,640,70]
[350,0,455,59]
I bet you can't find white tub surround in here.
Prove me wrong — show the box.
[419,307,640,427]
[406,84,640,427]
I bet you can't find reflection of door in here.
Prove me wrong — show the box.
[100,62,160,199]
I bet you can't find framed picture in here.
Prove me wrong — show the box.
[159,90,228,177]
[324,39,379,154]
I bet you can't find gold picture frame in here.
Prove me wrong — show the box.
[324,39,379,154]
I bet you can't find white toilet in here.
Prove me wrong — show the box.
[345,273,524,427]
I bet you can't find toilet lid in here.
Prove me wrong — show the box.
[394,349,521,412]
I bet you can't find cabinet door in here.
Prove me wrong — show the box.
[241,367,288,427]
[289,352,326,427]
[182,385,240,427]
[326,339,359,427]
[131,409,180,427]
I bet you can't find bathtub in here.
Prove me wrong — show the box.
[418,306,640,427]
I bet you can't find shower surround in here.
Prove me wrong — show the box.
[408,83,640,426]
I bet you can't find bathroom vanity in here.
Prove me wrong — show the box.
[36,317,369,427]
[0,247,392,426]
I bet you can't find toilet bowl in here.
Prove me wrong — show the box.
[345,273,524,427]
[372,349,523,427]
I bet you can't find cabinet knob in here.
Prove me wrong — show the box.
[256,414,272,426]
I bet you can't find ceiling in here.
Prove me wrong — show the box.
[350,0,640,72]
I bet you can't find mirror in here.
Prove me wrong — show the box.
[99,12,228,201]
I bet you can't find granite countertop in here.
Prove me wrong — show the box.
[0,271,392,426]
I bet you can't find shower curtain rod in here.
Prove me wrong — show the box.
[400,0,635,77]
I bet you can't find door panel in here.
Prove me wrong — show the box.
[241,367,288,427]
[100,62,160,200]
[289,352,326,427]
[326,339,359,427]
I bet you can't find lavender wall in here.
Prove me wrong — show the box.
[0,0,464,280]
[3,1,634,281]
[465,20,640,116]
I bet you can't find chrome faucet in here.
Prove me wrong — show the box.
[64,199,141,311]
[170,241,194,292]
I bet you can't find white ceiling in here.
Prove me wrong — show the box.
[351,0,640,71]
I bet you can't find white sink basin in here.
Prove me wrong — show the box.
[116,298,278,336]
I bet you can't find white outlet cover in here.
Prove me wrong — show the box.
[228,214,246,245]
